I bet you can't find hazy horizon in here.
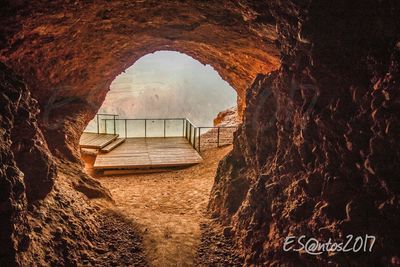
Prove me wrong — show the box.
[95,51,237,128]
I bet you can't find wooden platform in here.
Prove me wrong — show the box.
[79,133,118,149]
[93,137,203,170]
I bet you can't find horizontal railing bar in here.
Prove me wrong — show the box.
[195,126,238,129]
[101,118,187,121]
[97,113,119,116]
[185,118,197,127]
[100,118,238,129]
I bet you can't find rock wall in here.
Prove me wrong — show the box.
[0,62,36,265]
[0,63,112,265]
[209,0,400,266]
[1,0,400,266]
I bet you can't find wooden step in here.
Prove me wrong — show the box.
[102,167,185,176]
[100,138,126,153]
[79,133,119,149]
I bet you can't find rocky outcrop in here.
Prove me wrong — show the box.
[209,1,400,266]
[213,106,241,127]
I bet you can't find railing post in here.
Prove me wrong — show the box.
[144,119,147,138]
[113,116,116,135]
[164,119,166,138]
[193,127,196,149]
[217,127,220,147]
[96,114,99,134]
[189,123,192,144]
[198,127,201,152]
[186,120,188,140]
[185,120,188,138]
[105,120,108,134]
[182,119,185,137]
[125,119,127,138]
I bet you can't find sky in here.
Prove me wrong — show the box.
[85,51,237,133]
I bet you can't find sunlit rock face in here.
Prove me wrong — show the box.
[213,106,240,127]
[209,0,400,266]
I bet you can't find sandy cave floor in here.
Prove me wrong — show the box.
[82,146,242,266]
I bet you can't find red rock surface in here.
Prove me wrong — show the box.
[0,2,279,265]
[209,1,400,266]
[0,62,133,266]
[1,0,400,266]
[0,0,280,120]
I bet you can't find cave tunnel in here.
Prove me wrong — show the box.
[1,0,400,266]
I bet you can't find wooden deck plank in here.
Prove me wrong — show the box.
[100,138,126,153]
[80,132,100,143]
[93,137,202,170]
[79,133,119,149]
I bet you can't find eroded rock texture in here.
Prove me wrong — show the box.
[0,1,280,265]
[0,0,399,266]
[0,63,33,266]
[0,63,117,266]
[210,0,400,266]
[0,0,280,126]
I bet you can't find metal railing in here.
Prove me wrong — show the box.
[195,126,238,152]
[96,113,119,134]
[102,118,186,138]
[88,114,238,152]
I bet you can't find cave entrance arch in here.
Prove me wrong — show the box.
[0,2,284,265]
[1,0,281,162]
[0,2,281,265]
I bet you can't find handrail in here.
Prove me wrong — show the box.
[196,126,238,151]
[97,113,118,116]
[184,117,197,127]
[93,114,238,152]
[103,118,186,121]
[197,126,238,129]
[96,114,119,135]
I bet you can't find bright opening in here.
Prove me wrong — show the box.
[85,50,237,133]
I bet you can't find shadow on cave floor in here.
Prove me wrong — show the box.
[82,146,242,266]
[87,209,147,266]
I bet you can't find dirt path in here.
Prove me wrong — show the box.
[84,146,232,266]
